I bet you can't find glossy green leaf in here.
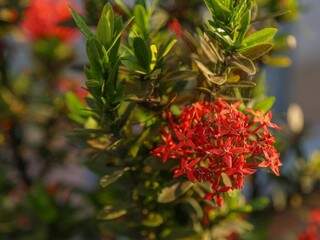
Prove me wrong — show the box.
[133,37,151,71]
[96,4,114,47]
[161,39,177,58]
[254,96,276,112]
[204,0,231,22]
[65,92,89,124]
[134,4,148,38]
[236,9,251,43]
[242,28,278,48]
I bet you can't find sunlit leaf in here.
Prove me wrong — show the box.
[158,182,193,203]
[142,213,164,227]
[240,43,274,60]
[263,55,292,68]
[231,54,256,75]
[254,96,276,112]
[242,28,278,48]
[98,206,127,220]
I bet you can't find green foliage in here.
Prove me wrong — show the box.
[72,4,131,131]
[69,0,300,239]
[254,96,276,112]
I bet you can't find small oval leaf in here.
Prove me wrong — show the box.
[98,206,127,220]
[142,213,164,227]
[231,54,256,75]
[158,181,193,203]
[254,96,276,113]
[100,167,130,188]
[240,43,274,60]
[194,60,227,85]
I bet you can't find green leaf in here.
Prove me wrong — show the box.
[98,206,127,220]
[134,4,148,38]
[142,213,164,227]
[100,167,130,188]
[263,55,292,68]
[231,54,256,75]
[204,0,231,22]
[86,38,103,75]
[105,16,134,56]
[254,96,276,112]
[240,43,274,60]
[114,0,131,16]
[250,197,270,211]
[161,39,177,58]
[236,9,251,43]
[194,60,227,85]
[129,128,150,157]
[96,4,114,47]
[65,92,88,124]
[158,182,193,203]
[242,28,278,48]
[133,37,151,71]
[70,8,94,39]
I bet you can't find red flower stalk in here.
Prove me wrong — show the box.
[152,99,281,206]
[299,209,320,240]
[21,0,77,42]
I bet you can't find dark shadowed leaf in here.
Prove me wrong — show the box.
[100,167,130,188]
[133,37,151,71]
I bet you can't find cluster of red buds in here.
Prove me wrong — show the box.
[299,209,320,240]
[152,99,281,205]
[21,0,77,41]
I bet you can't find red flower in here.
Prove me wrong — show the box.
[21,0,77,41]
[168,18,183,37]
[152,99,281,206]
[299,209,320,240]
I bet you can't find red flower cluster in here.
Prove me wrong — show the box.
[168,18,183,37]
[21,0,77,41]
[299,210,320,240]
[152,99,281,206]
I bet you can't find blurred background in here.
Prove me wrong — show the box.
[0,0,320,239]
